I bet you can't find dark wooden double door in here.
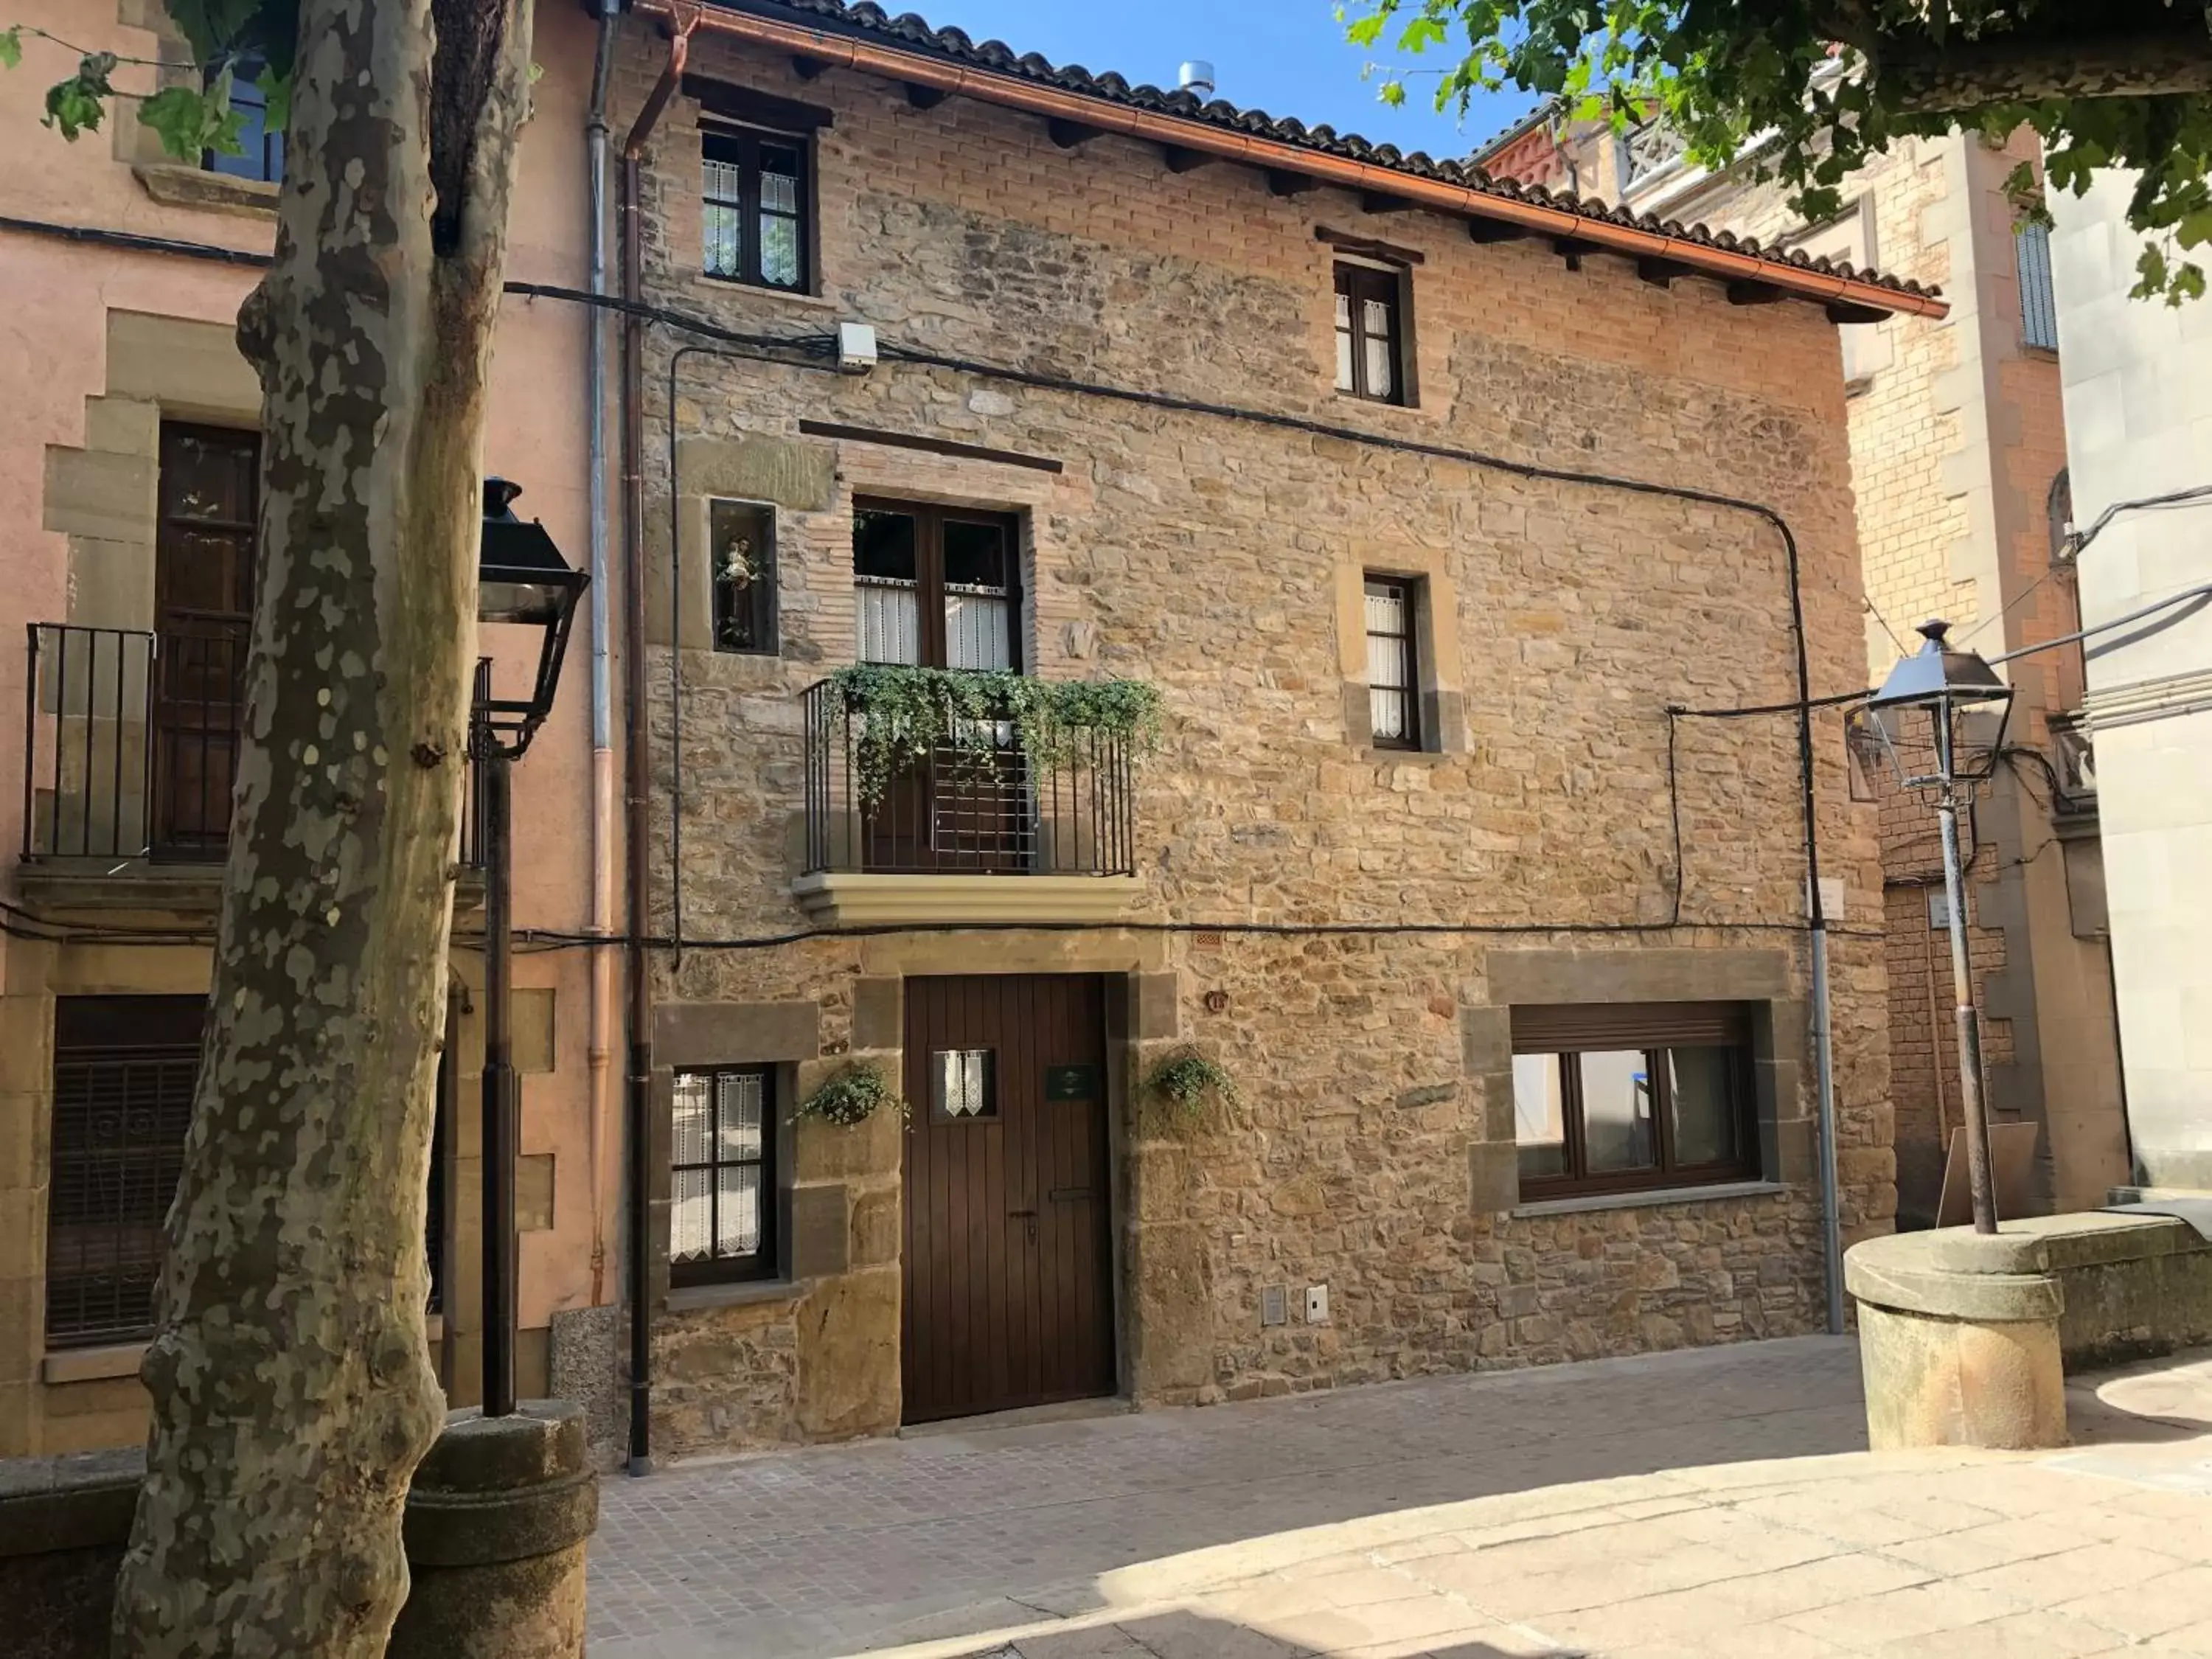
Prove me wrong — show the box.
[902,975,1116,1424]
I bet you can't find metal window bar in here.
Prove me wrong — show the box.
[801,678,1136,877]
[669,1068,771,1281]
[44,1041,198,1346]
[2017,222,2059,351]
[24,623,485,867]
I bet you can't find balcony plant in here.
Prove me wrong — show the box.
[795,1061,905,1127]
[1142,1048,1240,1129]
[826,664,1163,810]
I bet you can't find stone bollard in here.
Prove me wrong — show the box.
[389,1401,600,1659]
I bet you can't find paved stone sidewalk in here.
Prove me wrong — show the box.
[588,1340,2212,1659]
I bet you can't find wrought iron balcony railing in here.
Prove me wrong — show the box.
[21,622,484,869]
[800,677,1136,877]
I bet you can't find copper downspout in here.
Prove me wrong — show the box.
[620,6,695,1477]
[633,0,1947,321]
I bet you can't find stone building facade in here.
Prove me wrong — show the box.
[2,0,1935,1467]
[1490,113,2125,1228]
[2051,172,2212,1194]
[608,0,1918,1456]
[0,0,616,1455]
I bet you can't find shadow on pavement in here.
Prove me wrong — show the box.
[2065,1347,2212,1446]
[952,1605,1559,1658]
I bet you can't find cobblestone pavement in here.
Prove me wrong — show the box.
[588,1340,2212,1659]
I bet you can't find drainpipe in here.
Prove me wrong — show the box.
[584,0,617,1318]
[621,7,693,1479]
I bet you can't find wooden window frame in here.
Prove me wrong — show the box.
[1363,574,1422,751]
[1512,1002,1761,1201]
[700,122,813,293]
[669,1064,778,1287]
[203,55,282,183]
[1334,260,1408,406]
[852,497,1023,670]
[709,498,779,655]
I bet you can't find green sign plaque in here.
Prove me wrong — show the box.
[1044,1064,1099,1102]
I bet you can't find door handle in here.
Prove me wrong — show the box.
[1009,1207,1039,1245]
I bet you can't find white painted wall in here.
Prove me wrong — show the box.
[2048,170,2212,1189]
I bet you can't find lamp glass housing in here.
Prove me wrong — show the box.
[1865,619,2014,789]
[475,476,587,756]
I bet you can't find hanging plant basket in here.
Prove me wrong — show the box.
[794,1062,905,1127]
[1141,1048,1240,1127]
[826,665,1164,812]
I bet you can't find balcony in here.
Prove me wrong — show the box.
[793,674,1144,927]
[20,623,482,908]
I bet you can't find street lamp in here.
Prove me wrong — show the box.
[1865,619,2015,1235]
[473,477,587,1416]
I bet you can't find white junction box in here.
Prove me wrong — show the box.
[1304,1284,1329,1324]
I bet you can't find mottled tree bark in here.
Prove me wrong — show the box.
[1884,28,2212,112]
[109,0,535,1652]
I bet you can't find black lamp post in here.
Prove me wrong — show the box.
[1865,619,2015,1235]
[474,476,587,1416]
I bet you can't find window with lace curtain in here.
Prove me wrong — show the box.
[852,501,1020,670]
[1334,262,1408,405]
[669,1066,775,1285]
[701,124,810,293]
[1363,576,1422,750]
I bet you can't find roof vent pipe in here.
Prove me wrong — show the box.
[1178,60,1214,96]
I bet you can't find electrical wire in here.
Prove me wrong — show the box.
[1958,480,2212,653]
[661,343,849,964]
[1989,580,2212,667]
[8,208,1846,947]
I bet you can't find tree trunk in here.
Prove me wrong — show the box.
[109,0,536,1652]
[1883,28,2212,113]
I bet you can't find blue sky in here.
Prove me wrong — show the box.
[901,0,1540,161]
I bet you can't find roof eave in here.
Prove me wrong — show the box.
[647,0,1947,322]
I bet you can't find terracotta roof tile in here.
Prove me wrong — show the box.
[717,0,1936,300]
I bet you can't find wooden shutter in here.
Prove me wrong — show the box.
[1510,1001,1751,1053]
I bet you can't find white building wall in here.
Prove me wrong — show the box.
[2048,170,2212,1189]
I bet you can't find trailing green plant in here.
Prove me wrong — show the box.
[1142,1048,1240,1124]
[794,1062,905,1128]
[827,665,1163,810]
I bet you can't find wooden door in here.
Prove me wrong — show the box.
[902,974,1115,1424]
[152,424,258,858]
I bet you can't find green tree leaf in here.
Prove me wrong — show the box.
[1341,0,2212,302]
[42,52,116,139]
[0,27,23,69]
[138,80,240,160]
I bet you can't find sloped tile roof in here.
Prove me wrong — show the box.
[718,0,1937,302]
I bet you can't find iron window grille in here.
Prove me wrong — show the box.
[669,1066,776,1285]
[44,996,204,1347]
[710,500,778,654]
[701,125,810,292]
[44,995,460,1346]
[1363,576,1422,749]
[2017,221,2059,351]
[1511,1002,1761,1200]
[204,58,282,183]
[1334,262,1406,405]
